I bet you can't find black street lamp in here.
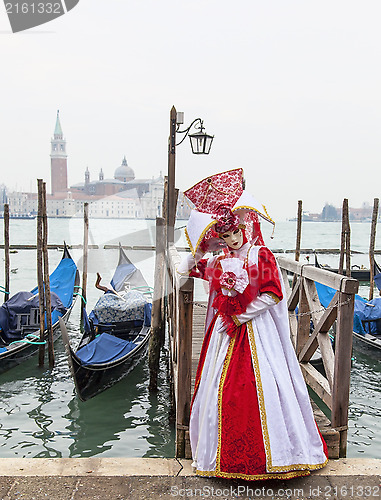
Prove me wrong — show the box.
[175,114,214,155]
[167,106,214,243]
[189,128,214,155]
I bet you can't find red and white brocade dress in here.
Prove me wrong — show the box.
[186,242,328,480]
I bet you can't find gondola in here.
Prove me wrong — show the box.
[315,281,381,353]
[314,254,381,283]
[60,244,152,401]
[0,244,80,374]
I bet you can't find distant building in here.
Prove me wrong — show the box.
[70,156,151,199]
[5,112,191,220]
[0,185,7,206]
[288,203,380,222]
[321,204,339,221]
[349,205,374,222]
[50,111,68,195]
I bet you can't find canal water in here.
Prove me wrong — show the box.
[0,217,379,459]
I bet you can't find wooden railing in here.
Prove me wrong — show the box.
[166,245,358,459]
[277,256,358,458]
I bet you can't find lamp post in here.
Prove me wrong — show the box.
[167,105,214,243]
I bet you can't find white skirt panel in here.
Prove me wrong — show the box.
[250,301,327,470]
[189,321,231,472]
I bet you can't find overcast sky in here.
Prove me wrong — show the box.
[1,0,380,220]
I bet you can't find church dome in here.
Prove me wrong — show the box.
[114,156,135,182]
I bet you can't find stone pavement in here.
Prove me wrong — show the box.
[0,458,379,500]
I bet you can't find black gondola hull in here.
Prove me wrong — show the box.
[314,255,381,282]
[353,331,381,350]
[0,308,74,374]
[0,246,80,374]
[61,321,150,401]
[61,244,152,401]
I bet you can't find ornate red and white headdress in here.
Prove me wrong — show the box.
[184,168,244,213]
[184,169,275,255]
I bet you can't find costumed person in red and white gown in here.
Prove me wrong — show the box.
[177,168,328,481]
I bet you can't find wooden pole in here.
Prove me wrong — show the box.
[292,200,302,289]
[174,188,179,240]
[42,182,54,368]
[295,200,302,262]
[149,217,166,391]
[80,202,89,326]
[162,177,168,246]
[167,106,177,245]
[161,177,168,327]
[338,200,345,275]
[37,179,45,366]
[3,204,10,303]
[338,199,350,275]
[369,198,379,300]
[345,202,351,278]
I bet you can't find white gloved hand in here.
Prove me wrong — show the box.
[234,294,278,325]
[177,253,197,275]
[177,247,206,275]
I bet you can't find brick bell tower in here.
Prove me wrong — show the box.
[50,110,68,195]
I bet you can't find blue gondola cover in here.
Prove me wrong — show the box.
[315,281,381,334]
[76,333,136,365]
[31,257,77,308]
[0,291,66,340]
[110,261,136,292]
[0,254,77,342]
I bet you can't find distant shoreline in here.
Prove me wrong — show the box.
[287,218,379,223]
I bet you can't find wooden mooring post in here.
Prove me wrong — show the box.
[167,107,177,245]
[295,199,302,262]
[42,182,54,368]
[291,200,303,293]
[36,180,54,367]
[80,202,89,326]
[369,198,379,300]
[37,179,46,366]
[148,217,166,391]
[339,198,351,277]
[165,242,358,460]
[3,204,10,303]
